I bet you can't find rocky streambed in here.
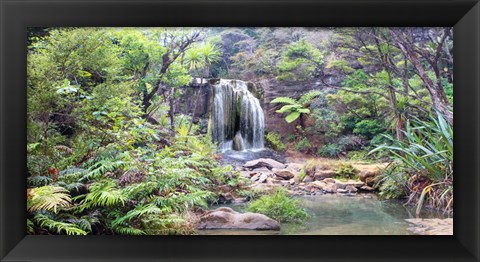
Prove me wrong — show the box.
[238,157,379,196]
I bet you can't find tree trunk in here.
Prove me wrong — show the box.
[392,30,453,124]
[169,87,176,136]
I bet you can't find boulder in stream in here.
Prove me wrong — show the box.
[198,207,280,230]
[272,168,296,180]
[243,158,286,170]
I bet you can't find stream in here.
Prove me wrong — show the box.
[199,193,450,235]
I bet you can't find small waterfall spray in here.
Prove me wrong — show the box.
[211,79,264,152]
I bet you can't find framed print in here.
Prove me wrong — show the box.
[1,0,479,261]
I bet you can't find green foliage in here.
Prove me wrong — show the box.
[271,90,322,125]
[376,167,408,200]
[295,137,312,152]
[277,39,324,81]
[353,119,384,139]
[317,143,343,158]
[27,186,71,213]
[33,214,88,235]
[76,180,126,210]
[297,169,307,183]
[370,112,453,213]
[247,188,309,223]
[334,163,359,179]
[265,132,287,151]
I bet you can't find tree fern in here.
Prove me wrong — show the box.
[270,90,322,127]
[28,186,71,213]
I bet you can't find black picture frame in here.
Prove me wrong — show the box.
[1,0,479,261]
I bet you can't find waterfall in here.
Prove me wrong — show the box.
[211,79,264,152]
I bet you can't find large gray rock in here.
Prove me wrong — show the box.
[198,207,280,230]
[243,158,286,170]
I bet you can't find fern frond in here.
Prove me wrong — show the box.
[81,159,124,182]
[285,111,301,123]
[34,214,87,235]
[117,204,168,223]
[58,167,88,183]
[122,181,158,199]
[270,97,297,105]
[76,180,126,210]
[27,176,52,187]
[299,90,322,105]
[27,219,36,234]
[113,225,145,235]
[28,186,71,213]
[276,104,301,113]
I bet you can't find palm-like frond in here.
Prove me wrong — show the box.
[75,180,126,210]
[34,214,87,235]
[28,186,71,213]
[298,90,322,105]
[270,97,297,105]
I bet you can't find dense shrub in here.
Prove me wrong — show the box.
[371,113,453,214]
[295,137,312,152]
[334,163,359,179]
[247,188,309,223]
[353,119,384,139]
[317,143,343,158]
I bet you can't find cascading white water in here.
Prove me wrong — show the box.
[211,79,264,152]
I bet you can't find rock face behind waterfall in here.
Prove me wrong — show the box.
[210,79,265,152]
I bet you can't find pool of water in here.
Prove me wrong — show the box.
[199,194,450,235]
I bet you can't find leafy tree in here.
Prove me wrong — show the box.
[277,39,324,81]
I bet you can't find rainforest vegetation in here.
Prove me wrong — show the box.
[27,27,453,235]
